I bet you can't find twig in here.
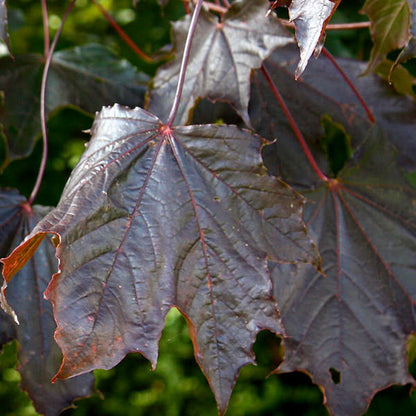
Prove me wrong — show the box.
[91,0,153,63]
[166,0,204,127]
[29,0,77,205]
[279,19,371,31]
[41,0,50,58]
[203,2,228,14]
[261,64,329,183]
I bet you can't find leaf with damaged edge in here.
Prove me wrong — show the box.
[0,189,95,416]
[243,48,416,414]
[272,127,416,416]
[251,44,416,173]
[147,0,293,126]
[1,104,318,414]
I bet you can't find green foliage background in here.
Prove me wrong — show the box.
[0,1,415,415]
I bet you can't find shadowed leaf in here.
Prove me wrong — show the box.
[1,104,318,414]
[272,127,416,416]
[0,43,147,168]
[246,47,416,415]
[0,189,95,416]
[251,45,416,173]
[147,0,293,126]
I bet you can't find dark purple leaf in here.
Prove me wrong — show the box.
[147,0,293,125]
[244,44,416,414]
[0,189,95,416]
[250,45,416,173]
[272,127,416,416]
[0,44,147,168]
[249,48,371,186]
[2,104,318,414]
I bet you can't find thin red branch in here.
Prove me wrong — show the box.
[202,2,227,14]
[322,47,375,124]
[29,0,77,205]
[261,64,329,183]
[279,20,371,31]
[91,0,153,63]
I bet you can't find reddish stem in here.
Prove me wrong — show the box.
[279,20,371,31]
[28,0,77,205]
[91,0,153,63]
[322,47,375,124]
[41,0,50,57]
[261,64,329,183]
[166,0,204,127]
[183,0,191,14]
[202,1,228,14]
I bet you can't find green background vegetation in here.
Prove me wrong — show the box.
[0,1,415,415]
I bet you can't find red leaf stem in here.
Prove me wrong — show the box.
[41,0,49,58]
[166,0,204,126]
[279,20,371,31]
[260,64,329,183]
[28,0,77,205]
[91,0,153,63]
[322,47,375,124]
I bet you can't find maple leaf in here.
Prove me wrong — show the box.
[147,0,293,126]
[1,104,318,414]
[361,0,413,74]
[247,50,416,415]
[268,0,340,79]
[0,44,147,168]
[272,127,416,416]
[0,189,95,416]
[0,0,10,55]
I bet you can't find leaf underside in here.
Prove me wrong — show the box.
[0,189,95,416]
[2,104,318,414]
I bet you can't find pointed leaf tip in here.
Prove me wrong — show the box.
[287,0,340,78]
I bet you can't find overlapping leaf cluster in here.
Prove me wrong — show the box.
[0,1,415,416]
